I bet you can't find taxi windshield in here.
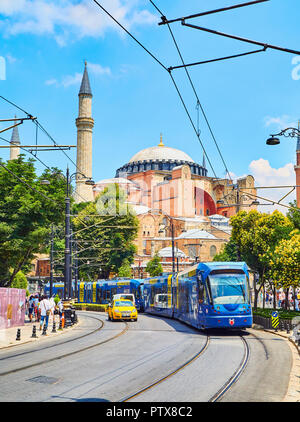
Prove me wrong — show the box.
[114,301,133,307]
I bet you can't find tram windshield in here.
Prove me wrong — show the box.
[208,273,249,305]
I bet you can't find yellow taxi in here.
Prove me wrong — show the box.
[107,300,138,322]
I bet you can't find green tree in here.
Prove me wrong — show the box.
[230,210,294,309]
[287,200,300,230]
[72,184,139,279]
[146,254,163,276]
[118,259,132,278]
[10,270,27,290]
[0,156,66,286]
[269,230,300,309]
[213,239,239,262]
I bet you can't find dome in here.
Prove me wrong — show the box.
[115,135,207,178]
[129,145,195,164]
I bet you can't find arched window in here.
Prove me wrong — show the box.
[210,245,217,258]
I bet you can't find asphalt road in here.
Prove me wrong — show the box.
[0,312,292,402]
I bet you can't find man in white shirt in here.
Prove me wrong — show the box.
[39,295,51,332]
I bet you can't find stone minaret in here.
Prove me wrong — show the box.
[75,62,94,203]
[9,116,20,160]
[295,121,300,208]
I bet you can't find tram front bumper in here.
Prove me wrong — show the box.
[205,315,252,329]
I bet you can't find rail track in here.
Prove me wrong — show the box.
[0,313,129,377]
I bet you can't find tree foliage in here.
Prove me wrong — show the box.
[0,156,66,286]
[72,184,139,280]
[146,254,163,276]
[269,231,300,290]
[229,210,294,308]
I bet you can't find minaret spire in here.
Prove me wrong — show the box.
[75,62,94,203]
[10,115,20,160]
[79,61,92,96]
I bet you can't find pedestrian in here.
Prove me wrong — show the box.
[57,298,64,323]
[33,294,39,322]
[49,295,56,318]
[28,295,34,322]
[38,295,51,332]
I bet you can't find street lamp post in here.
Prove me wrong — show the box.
[266,126,300,146]
[50,225,54,297]
[64,167,94,300]
[158,213,176,275]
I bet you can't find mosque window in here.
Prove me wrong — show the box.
[210,245,217,258]
[206,209,210,216]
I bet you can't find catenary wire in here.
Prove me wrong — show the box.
[149,0,233,184]
[91,0,219,179]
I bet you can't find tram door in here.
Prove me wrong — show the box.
[197,274,206,328]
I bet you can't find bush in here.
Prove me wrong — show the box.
[253,307,300,320]
[73,303,108,312]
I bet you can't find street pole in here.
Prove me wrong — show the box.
[74,238,78,300]
[69,228,73,298]
[50,225,54,297]
[171,220,175,275]
[64,167,71,300]
[236,188,240,213]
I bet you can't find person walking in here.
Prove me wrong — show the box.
[57,299,64,324]
[49,295,56,317]
[28,295,34,322]
[39,295,51,332]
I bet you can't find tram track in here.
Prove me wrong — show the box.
[0,313,129,377]
[0,313,104,361]
[208,334,250,402]
[120,333,210,402]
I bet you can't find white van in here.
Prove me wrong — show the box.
[112,293,135,305]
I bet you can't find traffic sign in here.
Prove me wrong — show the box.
[271,311,279,329]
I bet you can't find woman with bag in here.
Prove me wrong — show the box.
[39,295,51,332]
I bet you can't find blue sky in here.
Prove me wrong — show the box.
[0,0,299,211]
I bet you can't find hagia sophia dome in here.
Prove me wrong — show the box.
[115,135,207,178]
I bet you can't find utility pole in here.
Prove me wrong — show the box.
[50,225,54,297]
[170,221,175,275]
[64,167,71,300]
[74,237,78,300]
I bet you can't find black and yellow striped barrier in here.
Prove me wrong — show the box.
[271,311,279,330]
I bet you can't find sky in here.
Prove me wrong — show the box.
[0,0,299,213]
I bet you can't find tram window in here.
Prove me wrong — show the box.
[106,291,111,300]
[111,288,117,296]
[96,288,102,304]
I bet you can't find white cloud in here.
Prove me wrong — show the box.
[87,62,111,76]
[0,0,156,45]
[264,115,298,131]
[45,61,112,88]
[6,54,17,63]
[249,158,296,214]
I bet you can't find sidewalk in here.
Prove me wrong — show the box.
[253,324,300,402]
[0,313,79,350]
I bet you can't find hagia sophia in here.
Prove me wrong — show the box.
[10,63,259,282]
[73,62,258,275]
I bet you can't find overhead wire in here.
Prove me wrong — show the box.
[0,95,93,203]
[149,0,233,182]
[91,0,219,180]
